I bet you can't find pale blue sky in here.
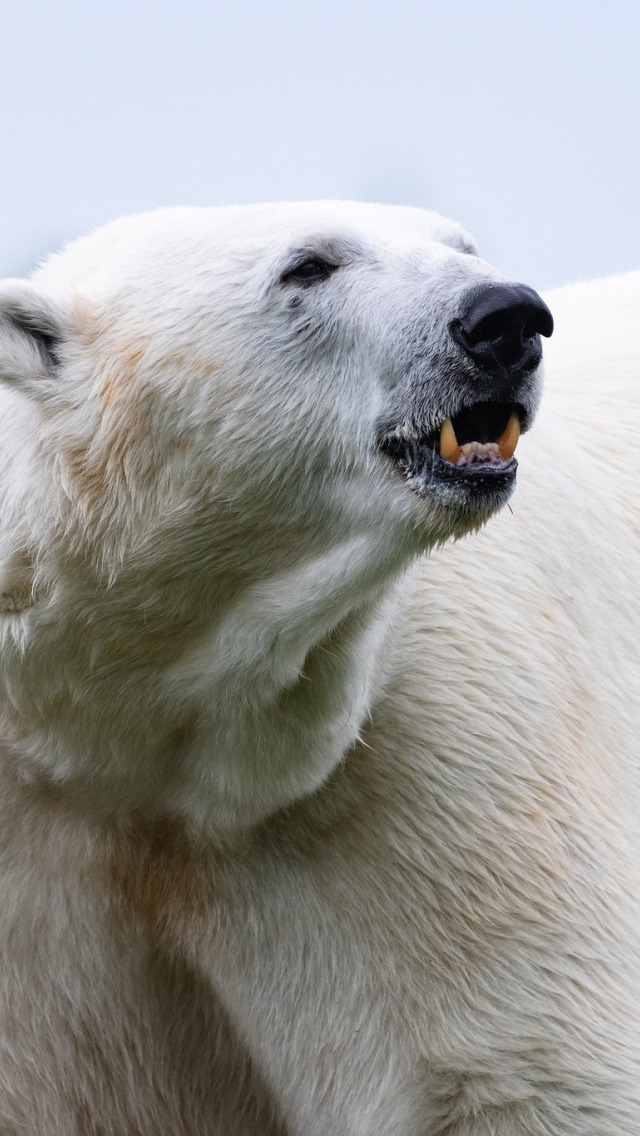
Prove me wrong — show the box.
[1,0,638,289]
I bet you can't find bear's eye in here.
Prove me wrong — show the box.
[281,258,337,286]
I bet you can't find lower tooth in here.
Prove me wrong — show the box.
[497,412,521,460]
[440,418,461,464]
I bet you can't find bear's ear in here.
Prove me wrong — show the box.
[0,280,71,400]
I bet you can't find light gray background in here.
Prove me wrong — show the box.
[1,0,638,289]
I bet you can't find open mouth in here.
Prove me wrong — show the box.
[438,401,521,466]
[378,400,524,503]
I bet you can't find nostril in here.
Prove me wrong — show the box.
[451,282,553,373]
[460,309,518,349]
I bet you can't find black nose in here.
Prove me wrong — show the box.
[451,282,554,373]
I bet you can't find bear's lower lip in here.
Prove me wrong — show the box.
[383,440,517,504]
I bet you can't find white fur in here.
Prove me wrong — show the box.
[0,203,638,1133]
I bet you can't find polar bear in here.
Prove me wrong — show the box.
[0,202,638,1135]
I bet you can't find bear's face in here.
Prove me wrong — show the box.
[0,203,548,582]
[0,203,552,824]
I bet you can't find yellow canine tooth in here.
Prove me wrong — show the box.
[497,411,521,461]
[440,418,461,464]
